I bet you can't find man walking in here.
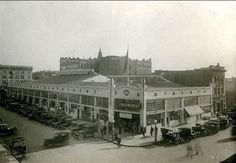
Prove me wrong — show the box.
[150,126,154,136]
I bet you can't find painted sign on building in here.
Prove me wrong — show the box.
[119,112,132,119]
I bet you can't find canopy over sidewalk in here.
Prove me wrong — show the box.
[184,105,204,116]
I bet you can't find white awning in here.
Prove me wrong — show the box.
[184,105,204,116]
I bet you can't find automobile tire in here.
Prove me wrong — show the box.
[94,132,98,138]
[79,134,84,139]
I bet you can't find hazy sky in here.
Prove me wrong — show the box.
[0,1,235,77]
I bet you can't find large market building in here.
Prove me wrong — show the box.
[7,69,213,130]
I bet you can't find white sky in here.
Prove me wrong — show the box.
[0,1,235,77]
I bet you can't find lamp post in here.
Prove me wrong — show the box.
[154,120,157,143]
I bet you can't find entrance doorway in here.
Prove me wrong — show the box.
[114,112,140,134]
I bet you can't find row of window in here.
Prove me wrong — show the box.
[153,90,208,96]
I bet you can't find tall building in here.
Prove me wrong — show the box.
[225,77,236,110]
[154,63,226,114]
[60,48,152,75]
[0,64,33,90]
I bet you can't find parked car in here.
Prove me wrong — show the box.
[192,125,208,138]
[0,123,17,136]
[43,130,70,147]
[178,127,195,143]
[73,123,98,139]
[58,118,78,130]
[160,128,181,145]
[6,102,20,112]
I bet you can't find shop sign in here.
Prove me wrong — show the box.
[119,112,132,119]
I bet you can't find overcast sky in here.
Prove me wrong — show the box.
[0,1,235,77]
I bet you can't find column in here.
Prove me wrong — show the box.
[181,97,184,124]
[39,90,42,107]
[94,97,98,120]
[164,99,167,127]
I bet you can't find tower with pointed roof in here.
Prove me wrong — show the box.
[94,48,103,73]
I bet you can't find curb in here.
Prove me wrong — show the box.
[97,136,156,147]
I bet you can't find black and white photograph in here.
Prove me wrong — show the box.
[0,1,236,163]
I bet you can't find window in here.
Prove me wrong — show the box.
[81,95,94,106]
[69,94,80,103]
[167,98,181,111]
[96,97,109,108]
[58,93,67,101]
[184,96,198,106]
[198,95,211,105]
[146,99,165,111]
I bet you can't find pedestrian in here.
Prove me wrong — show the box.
[116,134,121,148]
[103,125,107,135]
[150,126,154,136]
[186,144,194,159]
[142,127,146,137]
[132,125,135,136]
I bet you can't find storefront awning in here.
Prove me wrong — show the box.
[184,105,204,116]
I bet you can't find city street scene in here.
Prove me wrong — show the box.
[0,1,236,163]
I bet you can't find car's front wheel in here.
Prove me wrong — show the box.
[79,134,84,139]
[94,132,98,138]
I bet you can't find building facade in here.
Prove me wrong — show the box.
[225,77,236,110]
[0,65,33,90]
[8,71,212,130]
[154,63,226,114]
[32,70,57,80]
[60,48,152,75]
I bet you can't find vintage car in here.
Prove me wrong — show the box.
[6,102,20,112]
[58,118,78,130]
[160,128,181,145]
[10,137,28,161]
[178,127,195,143]
[73,123,98,139]
[43,130,70,147]
[0,123,17,136]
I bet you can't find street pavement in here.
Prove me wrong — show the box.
[22,127,235,163]
[0,107,96,153]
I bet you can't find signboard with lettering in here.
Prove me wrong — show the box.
[119,112,132,119]
[115,99,141,112]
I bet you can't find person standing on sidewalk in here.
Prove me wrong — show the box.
[117,134,121,148]
[150,126,154,136]
[142,127,146,137]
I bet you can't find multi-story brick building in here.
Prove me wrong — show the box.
[0,64,33,90]
[154,63,226,115]
[60,48,152,75]
[225,77,236,110]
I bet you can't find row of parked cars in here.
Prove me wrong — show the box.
[0,97,99,143]
[160,116,230,145]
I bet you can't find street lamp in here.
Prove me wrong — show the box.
[154,120,157,143]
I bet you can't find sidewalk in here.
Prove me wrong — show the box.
[99,132,161,147]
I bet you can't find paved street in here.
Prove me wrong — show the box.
[21,126,236,163]
[0,106,96,153]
